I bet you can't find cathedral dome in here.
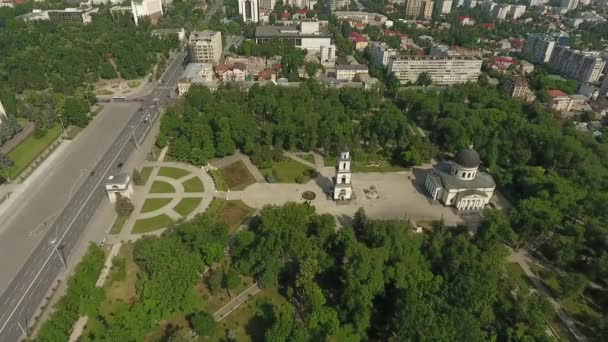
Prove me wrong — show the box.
[455,147,480,169]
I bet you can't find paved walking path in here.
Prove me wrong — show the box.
[508,249,586,342]
[283,152,316,169]
[313,152,325,170]
[213,283,260,321]
[211,152,265,183]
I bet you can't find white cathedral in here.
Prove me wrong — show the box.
[333,149,353,201]
[424,146,496,210]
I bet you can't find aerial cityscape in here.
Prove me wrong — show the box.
[0,0,607,340]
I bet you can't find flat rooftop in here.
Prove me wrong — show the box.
[255,25,330,39]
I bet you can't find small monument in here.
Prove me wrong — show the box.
[105,173,134,203]
[333,148,353,201]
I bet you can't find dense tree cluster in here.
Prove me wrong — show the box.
[397,84,608,284]
[82,215,228,341]
[231,203,554,341]
[158,82,433,166]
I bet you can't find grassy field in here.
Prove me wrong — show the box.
[174,198,202,217]
[140,166,153,185]
[149,180,175,193]
[505,262,531,295]
[209,169,228,191]
[182,176,204,192]
[158,166,190,179]
[96,89,113,95]
[127,80,141,88]
[132,214,174,233]
[297,153,315,164]
[140,198,172,213]
[6,125,62,180]
[219,161,256,190]
[110,216,128,235]
[206,199,256,234]
[261,159,315,183]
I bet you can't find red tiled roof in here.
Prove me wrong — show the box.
[459,16,473,21]
[282,10,291,19]
[491,57,518,65]
[384,29,398,36]
[547,89,568,97]
[481,23,495,29]
[297,8,308,14]
[510,38,524,47]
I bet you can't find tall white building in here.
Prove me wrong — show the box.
[131,0,163,26]
[333,149,353,201]
[561,0,579,10]
[509,5,526,19]
[522,33,556,63]
[388,55,482,85]
[437,0,453,13]
[549,46,606,83]
[189,31,223,64]
[239,0,259,23]
[259,0,275,10]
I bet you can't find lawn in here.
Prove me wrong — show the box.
[158,166,190,179]
[6,125,62,180]
[96,89,113,95]
[209,169,228,191]
[219,160,256,190]
[64,126,82,140]
[149,180,175,193]
[140,166,153,185]
[132,214,174,233]
[110,216,128,235]
[127,80,141,88]
[182,176,204,192]
[205,199,255,234]
[261,159,315,183]
[174,198,202,217]
[562,296,603,337]
[104,244,139,305]
[505,262,531,294]
[140,198,172,213]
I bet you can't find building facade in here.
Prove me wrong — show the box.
[47,7,98,23]
[336,64,369,81]
[405,0,434,18]
[177,63,214,96]
[388,55,482,85]
[425,147,495,210]
[189,31,223,64]
[436,0,453,13]
[255,22,332,52]
[370,42,398,66]
[239,0,259,23]
[522,33,556,63]
[131,0,163,26]
[549,46,606,83]
[333,149,353,201]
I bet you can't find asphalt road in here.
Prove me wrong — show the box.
[0,51,187,341]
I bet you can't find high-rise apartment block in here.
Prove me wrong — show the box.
[549,46,606,83]
[189,31,223,64]
[370,42,398,66]
[131,0,163,26]
[437,0,453,13]
[522,33,556,63]
[388,56,482,85]
[405,0,434,18]
[239,0,259,23]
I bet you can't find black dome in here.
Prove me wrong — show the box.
[455,148,480,168]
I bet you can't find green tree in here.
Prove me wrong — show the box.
[132,168,144,186]
[223,270,240,297]
[208,270,223,293]
[0,153,13,182]
[189,311,218,338]
[416,72,433,86]
[115,194,134,217]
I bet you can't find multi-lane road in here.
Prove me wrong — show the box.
[0,51,187,341]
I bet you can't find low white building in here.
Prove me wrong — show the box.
[336,64,369,81]
[105,174,134,203]
[425,147,496,210]
[131,0,163,26]
[255,21,332,53]
[177,63,215,96]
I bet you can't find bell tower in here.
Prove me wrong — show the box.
[333,149,353,201]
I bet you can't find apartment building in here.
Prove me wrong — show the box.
[336,64,369,81]
[131,0,163,26]
[547,89,587,112]
[371,42,398,66]
[522,33,556,63]
[509,77,536,102]
[329,0,349,10]
[178,63,215,96]
[436,0,453,13]
[549,46,606,83]
[255,21,333,52]
[388,55,482,85]
[47,7,98,23]
[405,0,434,18]
[238,0,259,23]
[189,31,223,64]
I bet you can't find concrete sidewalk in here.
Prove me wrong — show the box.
[213,283,260,321]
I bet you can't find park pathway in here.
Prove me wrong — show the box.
[211,152,265,182]
[313,152,325,170]
[213,283,261,321]
[508,249,586,342]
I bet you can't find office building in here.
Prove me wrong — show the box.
[336,64,369,81]
[522,33,555,63]
[405,0,434,18]
[46,7,98,23]
[370,42,398,66]
[436,0,453,13]
[131,0,163,26]
[388,55,482,85]
[189,31,223,64]
[549,46,606,83]
[239,0,259,23]
[255,21,332,52]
